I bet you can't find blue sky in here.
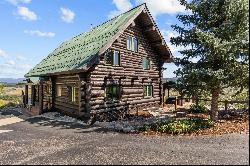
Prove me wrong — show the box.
[0,0,187,78]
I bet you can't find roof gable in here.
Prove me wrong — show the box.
[25,4,172,77]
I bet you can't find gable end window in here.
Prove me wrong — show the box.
[127,36,138,52]
[144,85,153,97]
[105,50,120,66]
[142,57,151,70]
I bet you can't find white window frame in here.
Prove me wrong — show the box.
[144,85,153,97]
[143,57,151,70]
[70,86,76,102]
[127,36,138,52]
[105,50,120,66]
[113,50,120,66]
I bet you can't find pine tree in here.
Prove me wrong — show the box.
[170,0,249,121]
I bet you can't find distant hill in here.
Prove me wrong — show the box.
[0,78,25,84]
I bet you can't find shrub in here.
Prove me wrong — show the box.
[139,119,214,135]
[188,104,208,113]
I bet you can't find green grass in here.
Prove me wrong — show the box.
[0,85,23,109]
[0,96,21,109]
[139,119,214,135]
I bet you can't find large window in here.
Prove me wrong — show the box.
[105,85,121,101]
[127,36,138,52]
[142,57,150,70]
[105,50,120,66]
[144,85,153,97]
[68,86,76,102]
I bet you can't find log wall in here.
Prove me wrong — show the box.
[53,74,81,117]
[89,22,163,113]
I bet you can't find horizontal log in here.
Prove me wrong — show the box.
[54,104,78,113]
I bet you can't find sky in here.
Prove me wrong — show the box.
[0,0,188,79]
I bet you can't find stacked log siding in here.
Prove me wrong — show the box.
[89,23,162,113]
[54,74,80,116]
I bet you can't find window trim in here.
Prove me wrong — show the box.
[144,85,153,98]
[71,86,76,102]
[143,57,151,70]
[127,36,138,52]
[68,86,77,102]
[113,50,120,66]
[105,50,120,66]
[105,84,121,101]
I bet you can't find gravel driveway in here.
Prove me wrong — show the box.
[0,109,249,165]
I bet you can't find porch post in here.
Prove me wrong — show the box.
[51,76,56,110]
[31,85,35,106]
[25,85,28,106]
[39,81,43,114]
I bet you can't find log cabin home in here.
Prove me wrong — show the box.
[23,3,173,120]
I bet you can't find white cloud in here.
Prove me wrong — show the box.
[24,30,55,38]
[136,0,186,17]
[162,29,185,55]
[0,62,33,78]
[108,0,133,19]
[162,29,199,63]
[5,0,31,5]
[17,6,37,21]
[6,60,15,66]
[0,51,33,78]
[60,8,75,23]
[16,55,26,60]
[18,64,32,70]
[0,49,8,57]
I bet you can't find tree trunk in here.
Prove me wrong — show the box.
[210,87,220,121]
[195,96,199,106]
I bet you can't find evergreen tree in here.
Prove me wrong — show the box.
[170,0,249,120]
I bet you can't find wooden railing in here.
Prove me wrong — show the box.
[165,96,249,111]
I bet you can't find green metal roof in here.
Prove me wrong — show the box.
[25,5,144,77]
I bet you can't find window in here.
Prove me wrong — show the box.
[142,57,150,70]
[113,50,120,66]
[127,36,138,52]
[105,50,120,66]
[144,85,153,97]
[56,85,62,97]
[105,85,121,101]
[68,86,76,102]
[133,37,138,52]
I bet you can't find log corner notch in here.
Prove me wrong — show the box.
[131,21,136,27]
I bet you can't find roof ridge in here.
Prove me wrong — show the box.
[53,4,145,52]
[91,3,145,30]
[70,3,145,40]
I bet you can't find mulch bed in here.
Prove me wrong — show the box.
[139,111,249,136]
